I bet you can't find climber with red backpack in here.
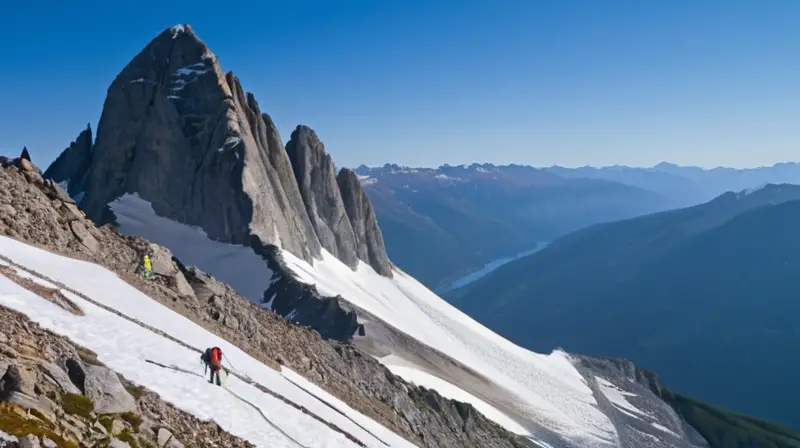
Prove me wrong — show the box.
[200,346,225,386]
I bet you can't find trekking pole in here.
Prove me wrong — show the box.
[222,355,251,381]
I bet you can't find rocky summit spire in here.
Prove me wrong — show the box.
[43,124,93,197]
[57,24,321,262]
[44,24,397,279]
[286,125,360,268]
[337,168,393,276]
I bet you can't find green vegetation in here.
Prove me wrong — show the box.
[0,403,79,448]
[120,412,142,431]
[117,428,140,448]
[29,408,49,423]
[124,384,147,400]
[98,414,114,433]
[61,393,94,419]
[654,386,800,448]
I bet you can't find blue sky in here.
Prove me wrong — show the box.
[1,0,798,169]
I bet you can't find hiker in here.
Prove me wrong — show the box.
[143,255,152,279]
[201,346,224,386]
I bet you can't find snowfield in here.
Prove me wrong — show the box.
[110,194,275,301]
[282,250,617,445]
[380,356,530,436]
[595,376,651,421]
[0,236,417,448]
[102,195,618,446]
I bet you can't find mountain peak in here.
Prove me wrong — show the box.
[167,24,192,39]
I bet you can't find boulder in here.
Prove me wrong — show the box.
[39,361,81,395]
[18,435,39,448]
[69,220,99,252]
[18,158,37,173]
[59,202,83,221]
[157,427,184,448]
[109,439,131,448]
[0,364,37,397]
[23,170,43,184]
[148,244,177,276]
[111,419,126,436]
[44,179,76,204]
[0,204,16,218]
[83,365,136,414]
[6,391,55,418]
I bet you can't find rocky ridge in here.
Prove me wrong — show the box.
[0,156,532,447]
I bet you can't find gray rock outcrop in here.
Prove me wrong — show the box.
[42,125,93,197]
[72,24,321,263]
[337,168,392,276]
[286,126,359,268]
[83,364,137,414]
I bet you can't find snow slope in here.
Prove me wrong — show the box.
[380,358,530,435]
[105,194,616,446]
[0,236,416,448]
[595,377,651,420]
[110,194,274,301]
[282,250,617,445]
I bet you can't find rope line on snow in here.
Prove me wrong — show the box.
[279,374,392,447]
[145,360,310,448]
[0,254,373,447]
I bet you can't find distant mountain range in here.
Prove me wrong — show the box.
[450,183,800,430]
[354,163,672,288]
[545,161,800,206]
[353,161,800,291]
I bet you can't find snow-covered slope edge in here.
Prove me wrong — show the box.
[279,248,709,448]
[0,235,414,448]
[0,164,532,447]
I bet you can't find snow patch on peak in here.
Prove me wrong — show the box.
[357,175,377,186]
[169,63,209,92]
[595,377,651,420]
[170,24,186,39]
[176,62,208,76]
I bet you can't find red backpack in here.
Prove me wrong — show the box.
[210,347,222,365]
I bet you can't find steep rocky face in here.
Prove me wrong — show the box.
[75,24,321,262]
[286,125,359,268]
[337,168,392,276]
[42,125,93,197]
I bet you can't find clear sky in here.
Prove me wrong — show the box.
[1,0,798,169]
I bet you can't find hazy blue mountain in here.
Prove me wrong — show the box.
[451,184,800,429]
[546,161,800,206]
[354,163,672,288]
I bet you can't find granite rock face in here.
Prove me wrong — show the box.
[337,168,392,276]
[286,125,359,268]
[71,24,321,263]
